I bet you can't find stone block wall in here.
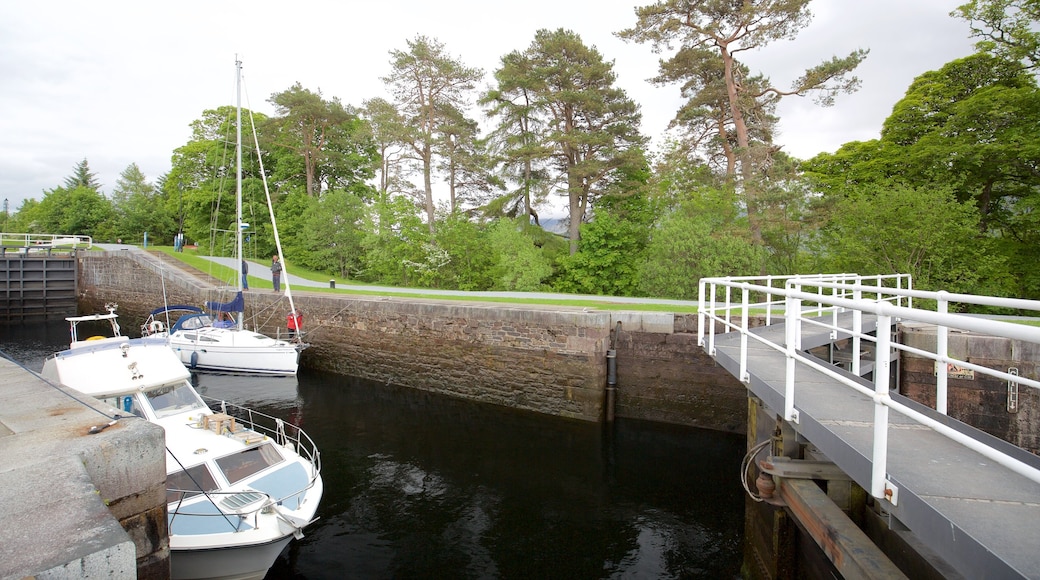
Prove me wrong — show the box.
[77,251,749,431]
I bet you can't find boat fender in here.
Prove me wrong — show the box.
[190,351,199,369]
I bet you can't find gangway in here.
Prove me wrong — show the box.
[698,274,1040,579]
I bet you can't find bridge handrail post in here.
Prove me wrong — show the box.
[872,313,894,501]
[784,281,801,423]
[697,279,706,347]
[936,292,949,415]
[764,275,774,326]
[707,283,718,355]
[739,286,750,383]
[852,288,863,376]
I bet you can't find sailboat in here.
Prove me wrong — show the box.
[42,304,323,580]
[145,59,306,376]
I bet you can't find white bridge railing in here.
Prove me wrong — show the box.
[0,232,92,252]
[697,273,1040,503]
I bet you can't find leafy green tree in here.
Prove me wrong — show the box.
[804,52,1040,297]
[552,162,653,296]
[638,198,765,300]
[266,83,378,198]
[619,0,867,245]
[436,105,502,213]
[110,163,175,244]
[382,36,484,233]
[31,186,114,239]
[167,106,273,255]
[360,195,429,285]
[486,218,555,291]
[361,97,414,206]
[954,0,1040,69]
[815,185,1012,296]
[298,190,367,278]
[424,213,495,290]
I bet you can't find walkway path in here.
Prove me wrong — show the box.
[96,244,699,307]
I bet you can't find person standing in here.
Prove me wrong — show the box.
[241,259,249,290]
[271,255,282,293]
[286,309,302,340]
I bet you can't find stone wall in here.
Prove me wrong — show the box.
[77,251,748,432]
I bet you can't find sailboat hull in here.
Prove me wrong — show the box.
[168,327,301,375]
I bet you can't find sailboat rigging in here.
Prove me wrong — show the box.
[143,58,307,375]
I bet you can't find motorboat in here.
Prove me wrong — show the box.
[41,304,323,580]
[142,300,303,376]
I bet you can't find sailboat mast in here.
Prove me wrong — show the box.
[235,58,244,330]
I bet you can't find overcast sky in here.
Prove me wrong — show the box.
[0,0,976,211]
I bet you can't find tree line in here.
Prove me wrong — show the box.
[5,0,1038,303]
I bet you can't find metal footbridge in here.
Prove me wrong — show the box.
[698,274,1040,579]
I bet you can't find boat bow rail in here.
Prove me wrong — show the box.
[205,397,321,481]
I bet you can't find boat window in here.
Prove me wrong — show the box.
[215,443,284,485]
[147,383,207,418]
[97,395,144,419]
[167,463,218,504]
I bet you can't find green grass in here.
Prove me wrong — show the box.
[147,246,699,313]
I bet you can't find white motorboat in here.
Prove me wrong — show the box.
[42,304,323,580]
[143,301,303,376]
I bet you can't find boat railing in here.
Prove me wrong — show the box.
[202,396,322,479]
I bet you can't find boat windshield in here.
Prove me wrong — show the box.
[215,443,285,484]
[176,314,213,331]
[167,463,219,504]
[147,383,207,419]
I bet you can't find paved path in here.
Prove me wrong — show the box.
[96,244,699,307]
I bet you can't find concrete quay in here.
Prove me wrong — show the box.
[0,358,168,579]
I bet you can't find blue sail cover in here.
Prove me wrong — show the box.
[205,291,244,313]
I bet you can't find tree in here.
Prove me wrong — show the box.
[486,218,555,291]
[954,0,1040,70]
[815,185,1012,297]
[481,50,555,225]
[507,28,646,255]
[31,186,113,239]
[110,163,174,243]
[266,83,377,198]
[619,0,867,245]
[63,158,102,191]
[381,35,483,234]
[299,190,367,278]
[803,52,1040,298]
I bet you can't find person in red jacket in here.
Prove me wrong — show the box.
[287,309,303,340]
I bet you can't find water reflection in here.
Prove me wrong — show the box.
[213,371,746,579]
[2,322,745,579]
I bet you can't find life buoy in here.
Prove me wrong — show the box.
[149,320,165,333]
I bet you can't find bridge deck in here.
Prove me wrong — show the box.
[711,313,1040,579]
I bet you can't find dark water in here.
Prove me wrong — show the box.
[1,322,746,579]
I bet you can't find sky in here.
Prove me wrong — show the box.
[0,0,977,211]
